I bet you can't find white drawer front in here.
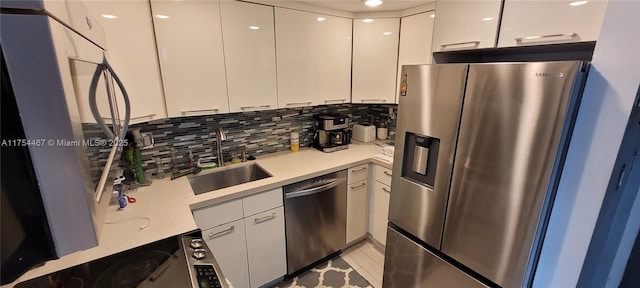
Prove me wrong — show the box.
[347,164,369,184]
[243,187,283,217]
[374,165,393,186]
[193,198,243,230]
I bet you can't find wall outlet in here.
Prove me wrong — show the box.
[140,132,154,149]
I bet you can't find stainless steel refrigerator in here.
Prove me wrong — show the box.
[384,61,588,288]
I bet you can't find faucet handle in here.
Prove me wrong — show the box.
[241,148,247,162]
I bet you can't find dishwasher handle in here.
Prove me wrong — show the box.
[285,177,346,199]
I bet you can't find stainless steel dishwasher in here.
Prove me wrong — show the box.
[284,170,347,275]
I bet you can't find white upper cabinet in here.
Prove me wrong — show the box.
[498,0,608,47]
[352,18,400,104]
[84,0,167,124]
[220,1,278,112]
[150,0,229,117]
[431,0,502,51]
[275,8,352,108]
[397,11,435,98]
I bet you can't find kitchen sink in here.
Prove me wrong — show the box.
[189,163,272,195]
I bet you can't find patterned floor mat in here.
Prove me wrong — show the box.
[273,256,373,288]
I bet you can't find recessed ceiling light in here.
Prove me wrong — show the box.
[481,17,494,21]
[249,26,260,30]
[101,14,117,19]
[364,0,383,7]
[362,19,374,23]
[155,14,169,19]
[430,14,435,18]
[317,17,326,22]
[569,1,588,6]
[383,32,392,35]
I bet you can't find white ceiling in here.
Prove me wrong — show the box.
[291,0,434,12]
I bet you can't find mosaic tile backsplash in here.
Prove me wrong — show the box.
[84,104,397,178]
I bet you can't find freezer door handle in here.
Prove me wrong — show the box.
[285,178,346,199]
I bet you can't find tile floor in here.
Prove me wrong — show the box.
[341,239,385,288]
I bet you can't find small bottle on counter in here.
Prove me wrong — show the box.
[290,132,299,152]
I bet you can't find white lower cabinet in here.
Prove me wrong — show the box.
[372,181,391,245]
[347,180,368,244]
[193,188,285,288]
[371,165,392,246]
[245,206,286,288]
[346,164,369,245]
[202,219,250,288]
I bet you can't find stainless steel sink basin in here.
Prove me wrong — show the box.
[189,163,272,195]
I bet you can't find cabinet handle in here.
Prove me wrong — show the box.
[240,105,271,110]
[254,213,276,224]
[350,183,366,189]
[382,187,391,193]
[324,99,346,104]
[440,41,480,49]
[181,108,219,115]
[286,101,312,107]
[515,32,578,44]
[131,114,156,120]
[361,99,387,103]
[104,114,156,121]
[351,167,367,173]
[383,170,392,177]
[209,225,235,238]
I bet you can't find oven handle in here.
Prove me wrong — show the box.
[285,177,346,199]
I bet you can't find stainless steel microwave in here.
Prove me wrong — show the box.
[1,2,130,284]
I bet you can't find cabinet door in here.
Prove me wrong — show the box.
[221,1,278,112]
[352,18,400,104]
[202,219,250,288]
[150,0,229,117]
[84,0,166,124]
[372,181,391,245]
[432,0,502,51]
[498,0,608,47]
[245,207,286,288]
[398,11,435,99]
[275,8,352,108]
[347,180,368,244]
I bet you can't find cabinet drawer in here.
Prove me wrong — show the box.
[348,164,369,184]
[202,219,250,288]
[193,198,243,230]
[243,188,283,217]
[374,165,393,186]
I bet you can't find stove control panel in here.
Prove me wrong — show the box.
[180,236,229,288]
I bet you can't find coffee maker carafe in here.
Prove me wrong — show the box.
[313,114,350,153]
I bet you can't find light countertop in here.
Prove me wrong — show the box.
[5,142,392,287]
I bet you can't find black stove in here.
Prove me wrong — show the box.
[15,230,228,288]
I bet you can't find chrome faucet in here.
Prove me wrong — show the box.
[215,127,227,167]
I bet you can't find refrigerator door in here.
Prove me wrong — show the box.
[442,61,584,287]
[383,227,488,288]
[389,64,467,249]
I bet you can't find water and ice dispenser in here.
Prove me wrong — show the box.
[401,132,440,188]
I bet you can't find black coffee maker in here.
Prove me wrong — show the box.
[313,114,350,152]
